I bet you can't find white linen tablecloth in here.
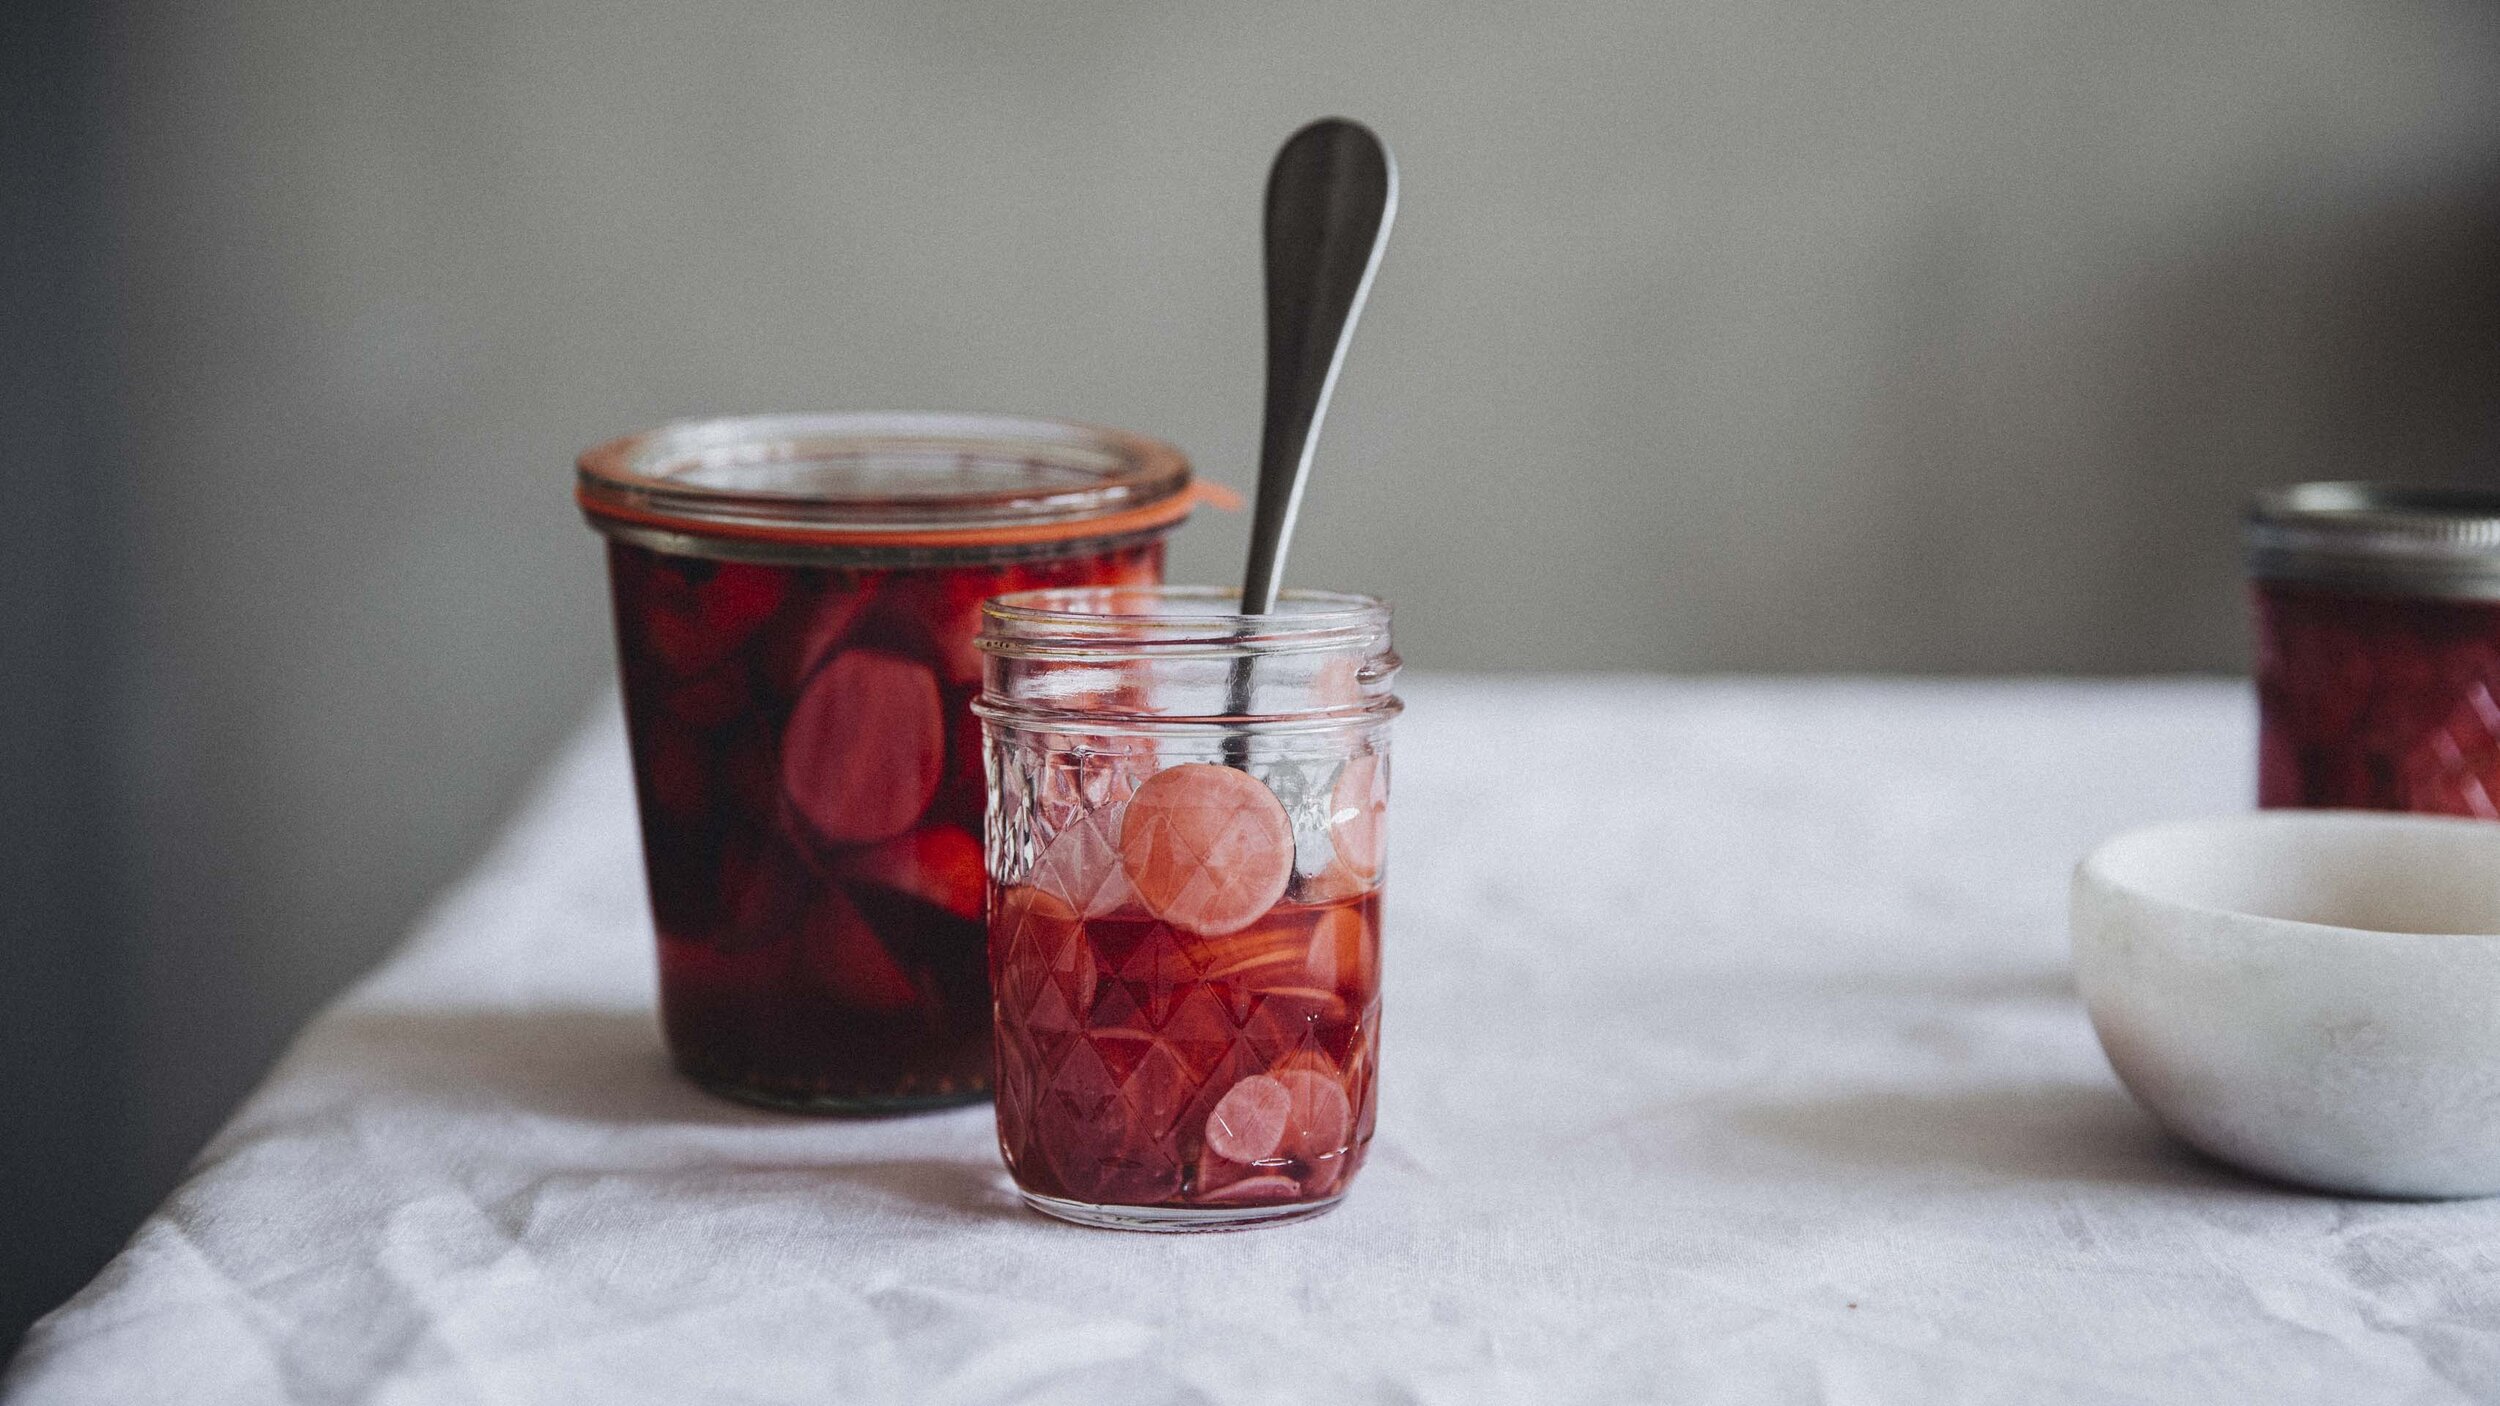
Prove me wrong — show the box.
[13,677,2500,1405]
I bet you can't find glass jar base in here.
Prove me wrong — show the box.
[682,1068,990,1117]
[1017,1190,1344,1233]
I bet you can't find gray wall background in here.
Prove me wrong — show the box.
[10,0,2500,1348]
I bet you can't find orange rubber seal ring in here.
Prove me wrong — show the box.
[577,477,1240,550]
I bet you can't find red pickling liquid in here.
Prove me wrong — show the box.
[990,884,1383,1211]
[2255,582,2500,817]
[607,537,1164,1106]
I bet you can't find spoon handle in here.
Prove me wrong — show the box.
[1239,118,1398,616]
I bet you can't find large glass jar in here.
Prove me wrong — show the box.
[2248,483,2500,817]
[578,414,1212,1112]
[974,587,1399,1230]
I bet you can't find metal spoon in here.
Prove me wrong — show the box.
[1223,119,1394,754]
[1238,117,1398,616]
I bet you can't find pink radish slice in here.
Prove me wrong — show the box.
[799,886,919,1011]
[782,649,944,845]
[1202,1074,1293,1165]
[1328,754,1387,881]
[836,825,986,921]
[1303,907,1363,991]
[646,562,789,677]
[1276,1068,1353,1161]
[1195,1175,1303,1206]
[1034,808,1135,918]
[1118,763,1294,936]
[762,582,872,694]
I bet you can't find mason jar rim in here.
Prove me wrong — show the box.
[978,585,1392,660]
[2246,481,2500,601]
[577,411,1215,558]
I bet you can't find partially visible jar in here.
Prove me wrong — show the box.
[2248,483,2500,817]
[578,413,1217,1112]
[975,586,1399,1230]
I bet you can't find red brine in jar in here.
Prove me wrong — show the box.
[2247,485,2500,819]
[991,887,1381,1211]
[581,415,1204,1111]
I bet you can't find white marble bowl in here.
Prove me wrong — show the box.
[2072,810,2500,1198]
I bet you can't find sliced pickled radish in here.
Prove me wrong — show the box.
[1196,906,1323,987]
[1276,1067,1352,1160]
[646,561,789,677]
[1118,763,1294,936]
[1033,807,1135,917]
[1202,1074,1292,1165]
[1196,1175,1302,1206]
[1304,907,1363,991]
[702,562,789,634]
[762,583,873,694]
[929,585,990,686]
[1328,754,1387,882]
[836,824,985,921]
[782,649,944,845]
[799,886,918,1011]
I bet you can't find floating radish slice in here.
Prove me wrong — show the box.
[1202,1074,1292,1165]
[645,561,790,678]
[761,582,873,695]
[1303,908,1357,990]
[1196,907,1322,987]
[878,569,1004,687]
[1118,763,1294,936]
[1196,1174,1302,1206]
[1033,808,1135,918]
[782,649,944,845]
[1309,906,1379,996]
[799,886,919,1011]
[1328,754,1388,882]
[836,825,986,921]
[1276,1067,1352,1160]
[929,586,990,687]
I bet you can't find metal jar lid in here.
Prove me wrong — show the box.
[2245,482,2500,601]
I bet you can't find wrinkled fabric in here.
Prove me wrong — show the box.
[11,678,2499,1405]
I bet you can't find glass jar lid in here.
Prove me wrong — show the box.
[578,412,1210,555]
[2246,482,2500,600]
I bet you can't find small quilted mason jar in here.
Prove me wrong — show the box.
[974,586,1399,1230]
[2248,483,2500,817]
